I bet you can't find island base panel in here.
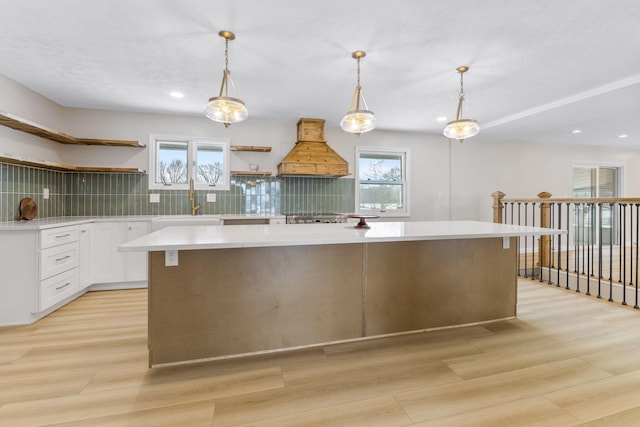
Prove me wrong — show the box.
[148,237,517,366]
[148,244,364,366]
[365,238,517,336]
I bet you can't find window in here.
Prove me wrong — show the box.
[355,146,410,217]
[149,135,230,190]
[572,163,622,245]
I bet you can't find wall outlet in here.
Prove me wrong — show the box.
[206,193,216,203]
[150,193,160,203]
[43,188,50,199]
[165,250,179,266]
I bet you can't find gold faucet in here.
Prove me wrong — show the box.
[189,178,201,216]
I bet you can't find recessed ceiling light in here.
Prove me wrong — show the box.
[571,129,582,134]
[170,91,184,98]
[619,134,629,138]
[436,116,447,122]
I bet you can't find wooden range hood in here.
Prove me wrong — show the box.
[277,118,349,177]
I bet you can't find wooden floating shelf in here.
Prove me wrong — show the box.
[0,154,145,174]
[0,112,145,147]
[231,171,273,176]
[230,145,272,152]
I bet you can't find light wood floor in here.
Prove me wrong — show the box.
[2,279,640,426]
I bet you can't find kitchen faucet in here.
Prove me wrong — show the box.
[189,178,201,216]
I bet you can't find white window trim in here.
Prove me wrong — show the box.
[148,134,230,191]
[355,146,410,217]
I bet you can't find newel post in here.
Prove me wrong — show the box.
[538,191,552,267]
[491,191,505,224]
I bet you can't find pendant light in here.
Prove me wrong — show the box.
[443,66,480,143]
[340,51,376,136]
[205,30,248,127]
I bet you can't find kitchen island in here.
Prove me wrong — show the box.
[120,221,562,367]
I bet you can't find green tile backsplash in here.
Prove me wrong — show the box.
[0,163,65,221]
[0,161,356,222]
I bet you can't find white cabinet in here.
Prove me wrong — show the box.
[40,268,79,310]
[40,242,79,280]
[79,224,92,288]
[0,219,150,326]
[124,221,149,282]
[91,222,125,283]
[40,225,79,248]
[91,221,150,285]
[38,224,80,311]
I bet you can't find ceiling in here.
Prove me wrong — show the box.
[1,0,640,148]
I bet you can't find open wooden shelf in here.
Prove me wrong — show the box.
[0,112,145,147]
[0,154,145,173]
[230,145,272,152]
[231,171,272,176]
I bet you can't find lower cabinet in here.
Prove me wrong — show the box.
[124,221,149,282]
[40,268,79,310]
[0,219,150,326]
[38,225,80,312]
[91,222,125,283]
[78,223,92,289]
[91,221,149,285]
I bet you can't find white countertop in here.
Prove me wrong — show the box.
[0,214,285,231]
[119,220,565,252]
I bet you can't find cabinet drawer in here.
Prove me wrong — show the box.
[40,268,79,311]
[40,242,79,280]
[40,225,79,249]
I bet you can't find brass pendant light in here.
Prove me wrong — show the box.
[340,51,376,136]
[205,30,248,127]
[443,66,480,143]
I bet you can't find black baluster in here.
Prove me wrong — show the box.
[557,203,562,287]
[544,203,552,284]
[633,203,640,309]
[586,203,591,296]
[631,205,635,291]
[532,203,537,281]
[622,204,628,305]
[609,203,614,302]
[510,202,514,225]
[575,203,580,293]
[566,203,570,290]
[619,205,624,285]
[503,201,507,224]
[524,203,529,278]
[598,203,603,299]
[516,202,521,277]
[591,202,596,277]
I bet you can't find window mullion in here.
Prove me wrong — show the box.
[188,140,196,183]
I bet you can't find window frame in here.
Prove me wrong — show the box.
[355,146,410,217]
[148,135,230,191]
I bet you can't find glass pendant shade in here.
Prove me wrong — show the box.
[341,51,376,136]
[443,66,479,143]
[340,107,376,135]
[205,71,248,126]
[443,118,480,141]
[205,31,247,127]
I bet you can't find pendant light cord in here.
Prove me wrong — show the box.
[224,37,229,73]
[355,56,362,111]
[454,70,466,121]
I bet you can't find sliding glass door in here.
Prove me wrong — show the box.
[572,165,620,245]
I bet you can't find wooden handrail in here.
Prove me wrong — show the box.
[502,197,640,203]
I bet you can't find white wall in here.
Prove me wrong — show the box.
[0,75,66,162]
[3,74,640,222]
